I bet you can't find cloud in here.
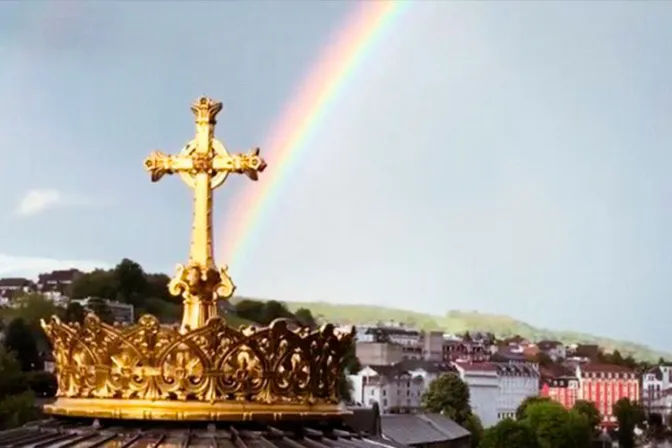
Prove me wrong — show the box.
[0,254,110,279]
[15,189,96,217]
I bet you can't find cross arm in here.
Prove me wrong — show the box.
[212,148,266,181]
[144,151,194,182]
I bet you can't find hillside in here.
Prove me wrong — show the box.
[232,298,669,362]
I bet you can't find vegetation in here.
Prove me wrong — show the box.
[482,400,593,448]
[421,373,484,447]
[613,397,645,448]
[239,299,671,362]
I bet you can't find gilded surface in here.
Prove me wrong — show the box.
[40,97,354,421]
[41,313,355,420]
[142,96,266,330]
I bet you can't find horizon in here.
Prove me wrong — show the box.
[1,2,670,353]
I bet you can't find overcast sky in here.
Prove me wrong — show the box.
[0,1,670,350]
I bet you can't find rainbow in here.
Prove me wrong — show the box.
[221,1,410,274]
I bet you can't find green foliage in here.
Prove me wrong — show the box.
[463,413,484,448]
[422,373,472,424]
[261,301,670,362]
[0,390,38,430]
[4,318,41,371]
[483,401,593,448]
[613,397,645,448]
[516,396,551,421]
[480,419,538,448]
[294,308,317,328]
[0,347,40,429]
[572,399,601,430]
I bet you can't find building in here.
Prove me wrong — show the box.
[350,360,452,414]
[74,297,135,325]
[37,269,82,293]
[380,414,471,448]
[494,363,539,420]
[576,363,640,427]
[453,362,499,428]
[0,277,35,298]
[539,366,579,409]
[536,340,566,361]
[351,365,425,413]
[642,364,672,415]
[442,340,489,363]
[357,341,405,366]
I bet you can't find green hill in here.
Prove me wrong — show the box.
[232,298,669,363]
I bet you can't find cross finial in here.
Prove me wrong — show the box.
[191,96,223,125]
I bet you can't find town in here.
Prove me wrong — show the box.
[0,264,670,447]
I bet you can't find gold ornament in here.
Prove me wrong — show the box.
[40,97,355,421]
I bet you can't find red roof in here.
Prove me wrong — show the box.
[580,363,634,374]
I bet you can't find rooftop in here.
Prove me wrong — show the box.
[0,417,405,448]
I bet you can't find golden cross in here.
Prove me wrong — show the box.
[144,97,266,331]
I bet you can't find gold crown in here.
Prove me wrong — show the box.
[41,313,355,421]
[40,97,354,422]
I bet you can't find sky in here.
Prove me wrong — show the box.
[0,1,671,350]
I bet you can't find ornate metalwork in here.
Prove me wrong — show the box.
[41,313,355,420]
[40,97,355,421]
[142,96,266,330]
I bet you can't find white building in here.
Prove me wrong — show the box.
[495,363,539,420]
[74,297,135,325]
[349,360,449,414]
[643,365,672,415]
[454,362,499,428]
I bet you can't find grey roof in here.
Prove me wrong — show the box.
[0,417,410,448]
[381,414,470,446]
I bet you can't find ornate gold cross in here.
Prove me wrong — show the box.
[144,97,266,331]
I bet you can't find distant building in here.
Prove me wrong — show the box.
[536,340,566,361]
[0,277,35,297]
[540,366,579,409]
[453,362,499,428]
[349,360,452,414]
[74,297,135,325]
[494,363,539,420]
[37,269,82,294]
[576,363,639,427]
[442,340,489,363]
[642,364,672,416]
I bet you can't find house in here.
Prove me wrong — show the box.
[642,364,672,415]
[576,363,640,427]
[350,365,425,413]
[37,269,82,293]
[350,360,452,414]
[536,340,566,361]
[0,277,35,298]
[570,344,601,361]
[494,363,539,420]
[442,340,488,363]
[73,297,135,325]
[381,414,471,448]
[357,341,405,366]
[539,365,579,409]
[453,362,499,428]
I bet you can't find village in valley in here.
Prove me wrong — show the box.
[0,265,670,447]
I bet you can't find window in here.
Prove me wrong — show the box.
[370,389,375,396]
[382,389,387,396]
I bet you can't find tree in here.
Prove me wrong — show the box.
[524,400,592,448]
[68,269,116,300]
[294,308,317,328]
[113,258,149,307]
[422,373,472,424]
[0,347,37,429]
[480,419,538,448]
[613,397,645,448]
[62,301,86,324]
[572,399,601,431]
[516,396,550,421]
[463,413,484,448]
[4,318,41,371]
